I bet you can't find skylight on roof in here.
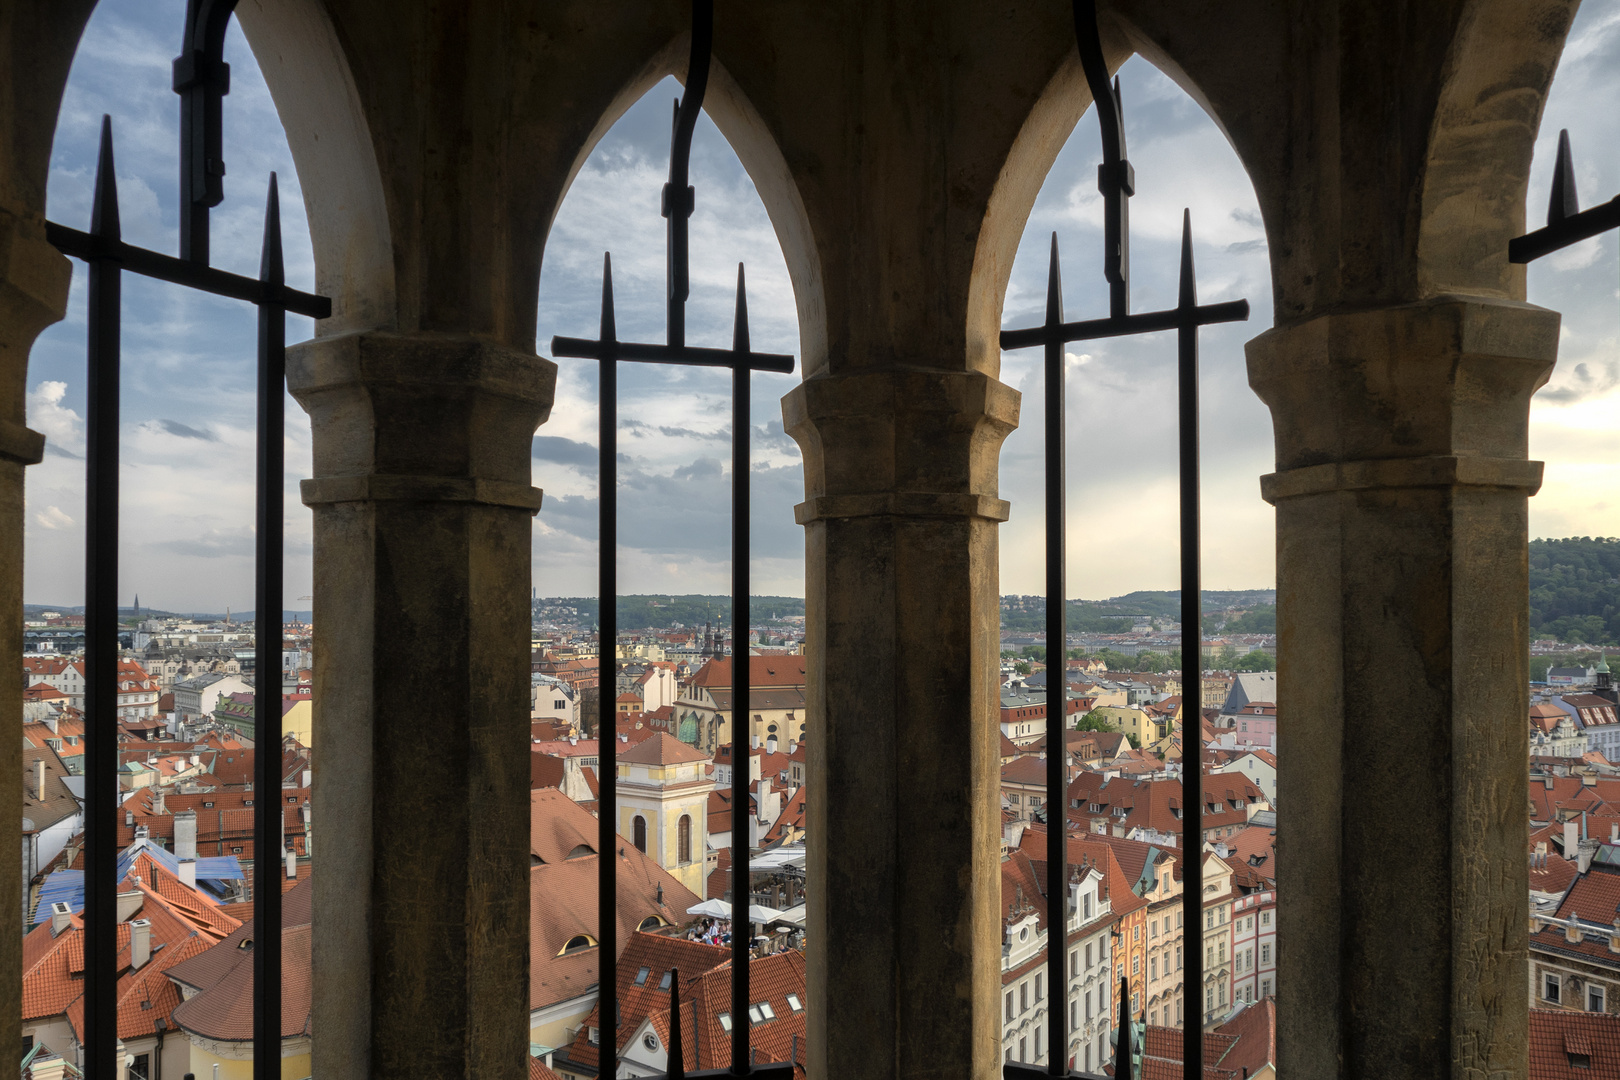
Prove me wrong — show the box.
[634,966,650,986]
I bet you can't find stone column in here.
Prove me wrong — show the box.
[287,330,554,1080]
[784,367,1019,1080]
[1249,296,1558,1080]
[0,207,62,1071]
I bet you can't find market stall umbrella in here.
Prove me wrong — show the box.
[686,898,732,919]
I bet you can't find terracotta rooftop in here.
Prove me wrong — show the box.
[168,877,313,1042]
[619,732,710,767]
[1529,1008,1620,1079]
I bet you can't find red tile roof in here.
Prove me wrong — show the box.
[1529,1008,1620,1079]
[559,931,731,1071]
[168,877,313,1042]
[688,656,807,689]
[528,790,702,1010]
[619,732,710,766]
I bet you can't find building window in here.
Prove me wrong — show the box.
[1071,1001,1077,1028]
[1035,973,1044,1001]
[1150,957,1157,980]
[635,966,651,986]
[1020,983,1028,1013]
[634,815,647,852]
[1261,943,1271,965]
[1085,990,1092,1019]
[1018,1038,1026,1062]
[678,814,693,864]
[1132,956,1140,975]
[1006,991,1014,1021]
[1589,985,1606,1013]
[719,1012,732,1031]
[129,1055,150,1080]
[786,993,803,1012]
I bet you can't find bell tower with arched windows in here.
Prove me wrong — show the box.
[616,733,715,897]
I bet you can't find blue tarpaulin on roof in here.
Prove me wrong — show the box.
[31,837,245,926]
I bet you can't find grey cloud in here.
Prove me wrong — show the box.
[1225,239,1267,255]
[148,532,256,559]
[44,443,84,461]
[672,457,724,483]
[1539,361,1620,405]
[533,435,598,468]
[147,419,218,441]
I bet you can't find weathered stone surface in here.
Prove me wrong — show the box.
[1251,297,1557,1080]
[288,332,554,1079]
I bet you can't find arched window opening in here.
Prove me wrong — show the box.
[678,814,693,864]
[633,815,647,853]
[638,915,666,932]
[1524,6,1620,667]
[993,50,1272,1067]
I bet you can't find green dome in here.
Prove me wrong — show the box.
[1599,654,1612,675]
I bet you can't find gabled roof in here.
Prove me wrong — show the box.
[23,743,80,832]
[168,877,313,1042]
[528,790,702,1010]
[660,952,808,1075]
[1000,756,1049,786]
[620,733,710,767]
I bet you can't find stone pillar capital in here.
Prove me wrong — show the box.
[782,366,1020,524]
[287,330,555,512]
[0,207,68,465]
[1247,296,1559,503]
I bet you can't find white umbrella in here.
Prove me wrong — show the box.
[686,898,732,919]
[747,904,786,924]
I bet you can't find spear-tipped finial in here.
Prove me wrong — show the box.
[1549,129,1580,226]
[1116,974,1134,1078]
[1045,233,1064,329]
[732,263,750,355]
[667,968,686,1079]
[599,253,618,345]
[1178,209,1197,309]
[91,115,121,241]
[259,173,284,287]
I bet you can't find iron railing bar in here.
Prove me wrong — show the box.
[1509,197,1620,264]
[1072,0,1129,319]
[730,263,751,1075]
[1043,232,1068,1076]
[1176,210,1203,1076]
[175,0,242,263]
[997,301,1248,352]
[252,172,287,1080]
[82,113,122,1080]
[596,252,621,1077]
[663,0,714,347]
[552,336,793,374]
[43,221,331,320]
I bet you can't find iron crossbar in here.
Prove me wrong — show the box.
[549,3,794,1077]
[43,4,327,1073]
[1509,129,1620,265]
[996,3,1250,1077]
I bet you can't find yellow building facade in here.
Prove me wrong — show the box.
[615,734,714,897]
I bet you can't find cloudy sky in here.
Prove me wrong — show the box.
[25,1,1620,611]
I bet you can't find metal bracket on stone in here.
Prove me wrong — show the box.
[996,2,1249,1077]
[548,2,795,1076]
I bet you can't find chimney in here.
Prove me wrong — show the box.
[1580,839,1600,874]
[1583,772,1598,787]
[301,768,312,790]
[286,848,297,879]
[1566,917,1583,944]
[50,901,72,936]
[43,714,57,735]
[1565,819,1578,859]
[151,787,166,816]
[35,758,46,801]
[177,858,196,889]
[766,735,778,754]
[116,889,143,923]
[174,809,197,861]
[129,918,151,969]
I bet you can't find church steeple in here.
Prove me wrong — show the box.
[1597,653,1615,703]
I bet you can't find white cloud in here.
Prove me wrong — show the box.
[27,381,85,456]
[33,506,74,531]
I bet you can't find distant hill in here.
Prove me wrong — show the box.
[999,590,1275,633]
[1530,537,1620,644]
[534,595,806,630]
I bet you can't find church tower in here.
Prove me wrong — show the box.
[1597,654,1616,704]
[616,732,714,897]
